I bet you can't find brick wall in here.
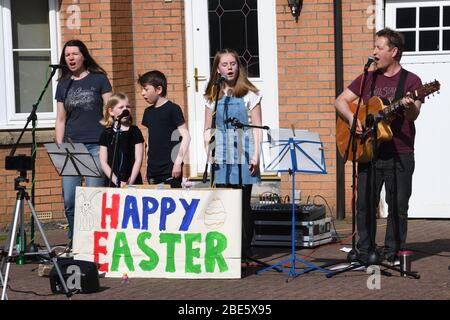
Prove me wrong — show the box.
[131,0,189,174]
[276,0,375,214]
[276,0,336,206]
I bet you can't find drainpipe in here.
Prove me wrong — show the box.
[335,0,385,220]
[334,0,345,220]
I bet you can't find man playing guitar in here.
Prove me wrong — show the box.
[335,28,423,265]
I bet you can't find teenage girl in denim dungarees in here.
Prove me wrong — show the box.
[203,49,262,258]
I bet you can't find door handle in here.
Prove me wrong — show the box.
[194,67,207,92]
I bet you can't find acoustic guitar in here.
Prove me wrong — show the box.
[336,80,440,163]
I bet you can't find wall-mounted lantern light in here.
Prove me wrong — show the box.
[287,0,303,22]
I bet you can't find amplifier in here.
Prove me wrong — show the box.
[251,217,332,248]
[251,203,326,221]
[50,259,99,294]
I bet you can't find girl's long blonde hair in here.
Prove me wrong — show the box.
[204,48,258,102]
[102,92,132,128]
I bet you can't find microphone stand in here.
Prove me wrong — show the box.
[325,62,371,277]
[108,119,122,188]
[225,118,280,272]
[225,117,270,132]
[7,65,59,256]
[202,80,222,186]
[363,114,419,278]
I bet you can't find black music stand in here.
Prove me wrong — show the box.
[257,128,331,279]
[44,142,102,178]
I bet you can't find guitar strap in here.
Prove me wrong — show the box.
[394,68,409,101]
[370,71,378,98]
[368,68,408,119]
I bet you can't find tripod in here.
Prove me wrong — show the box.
[0,171,73,299]
[8,65,60,254]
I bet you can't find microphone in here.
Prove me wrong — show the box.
[364,56,375,71]
[224,117,238,125]
[225,117,245,129]
[115,109,130,121]
[215,73,228,85]
[49,64,67,69]
[267,129,273,146]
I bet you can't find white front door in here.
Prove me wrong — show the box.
[385,0,450,217]
[184,0,279,177]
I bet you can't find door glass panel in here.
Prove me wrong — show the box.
[221,12,246,52]
[401,31,416,52]
[246,0,257,9]
[396,8,416,28]
[419,30,439,51]
[208,0,260,77]
[444,6,450,27]
[443,30,450,50]
[218,0,245,10]
[419,6,439,28]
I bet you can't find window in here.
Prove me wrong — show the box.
[208,0,260,77]
[395,4,450,53]
[0,0,59,129]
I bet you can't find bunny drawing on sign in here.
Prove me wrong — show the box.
[76,190,102,231]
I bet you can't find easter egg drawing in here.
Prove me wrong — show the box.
[204,197,227,229]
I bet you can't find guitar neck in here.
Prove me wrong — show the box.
[380,80,440,118]
[380,88,422,118]
[380,99,405,117]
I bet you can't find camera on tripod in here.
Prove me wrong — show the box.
[5,155,33,171]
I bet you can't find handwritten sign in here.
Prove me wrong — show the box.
[73,187,242,279]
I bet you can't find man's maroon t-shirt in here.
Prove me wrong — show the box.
[348,68,422,153]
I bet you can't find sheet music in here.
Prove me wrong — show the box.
[261,128,326,173]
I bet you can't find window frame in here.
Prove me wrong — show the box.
[0,0,60,130]
[388,1,450,56]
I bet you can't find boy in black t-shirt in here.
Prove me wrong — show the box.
[139,70,191,188]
